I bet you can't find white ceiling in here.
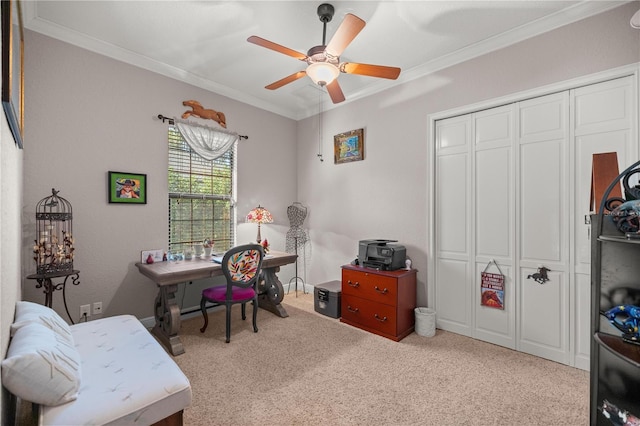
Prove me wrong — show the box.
[23,1,630,120]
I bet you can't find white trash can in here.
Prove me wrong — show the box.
[414,307,436,337]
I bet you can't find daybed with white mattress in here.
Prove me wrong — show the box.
[2,301,192,425]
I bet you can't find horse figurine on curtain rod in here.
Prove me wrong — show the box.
[181,100,227,128]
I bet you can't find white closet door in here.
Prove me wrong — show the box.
[517,92,570,365]
[432,73,637,369]
[571,75,635,370]
[435,115,473,336]
[473,105,515,348]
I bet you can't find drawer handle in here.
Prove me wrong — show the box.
[374,314,388,322]
[347,305,359,313]
[347,280,360,288]
[374,286,388,295]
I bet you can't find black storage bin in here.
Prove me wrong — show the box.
[314,280,342,318]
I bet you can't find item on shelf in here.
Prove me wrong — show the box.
[599,399,640,425]
[610,199,640,234]
[602,305,640,344]
[623,168,640,200]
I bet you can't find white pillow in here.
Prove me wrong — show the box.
[10,301,73,344]
[1,322,82,406]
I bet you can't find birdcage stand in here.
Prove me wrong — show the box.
[26,270,80,324]
[287,237,306,297]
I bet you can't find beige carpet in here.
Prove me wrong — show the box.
[173,293,589,425]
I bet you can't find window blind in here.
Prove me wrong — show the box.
[168,125,236,253]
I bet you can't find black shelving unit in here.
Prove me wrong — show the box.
[590,159,640,425]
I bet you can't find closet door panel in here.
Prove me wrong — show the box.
[437,115,471,151]
[435,115,472,335]
[519,95,565,144]
[572,75,634,370]
[475,105,513,150]
[475,148,511,258]
[574,272,591,370]
[437,154,468,255]
[517,93,569,365]
[519,139,564,263]
[518,93,567,265]
[519,267,568,364]
[435,258,471,335]
[474,263,515,348]
[475,106,513,259]
[473,105,515,348]
[573,76,634,270]
[574,77,633,136]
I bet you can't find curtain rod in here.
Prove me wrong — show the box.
[157,114,248,140]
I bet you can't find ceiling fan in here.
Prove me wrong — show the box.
[247,3,401,104]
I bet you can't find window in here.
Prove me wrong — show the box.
[168,125,236,253]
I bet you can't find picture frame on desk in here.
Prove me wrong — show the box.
[2,0,24,149]
[334,128,364,164]
[108,171,147,204]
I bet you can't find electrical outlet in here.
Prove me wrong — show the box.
[93,302,102,315]
[80,304,90,318]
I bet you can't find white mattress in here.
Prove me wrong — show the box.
[40,315,192,425]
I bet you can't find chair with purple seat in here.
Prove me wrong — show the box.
[199,244,264,343]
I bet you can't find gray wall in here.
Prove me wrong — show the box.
[22,31,298,321]
[3,0,638,418]
[13,3,640,325]
[295,3,640,306]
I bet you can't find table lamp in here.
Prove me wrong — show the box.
[246,205,273,244]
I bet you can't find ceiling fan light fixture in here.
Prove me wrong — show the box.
[306,62,340,86]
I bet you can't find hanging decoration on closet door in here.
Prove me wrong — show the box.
[481,259,505,310]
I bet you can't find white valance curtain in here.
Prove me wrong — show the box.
[175,119,239,161]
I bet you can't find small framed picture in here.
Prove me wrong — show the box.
[108,171,147,204]
[334,128,364,164]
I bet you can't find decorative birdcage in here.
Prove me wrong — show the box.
[34,188,74,275]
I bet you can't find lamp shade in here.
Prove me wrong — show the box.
[246,205,273,244]
[306,62,340,86]
[246,205,273,224]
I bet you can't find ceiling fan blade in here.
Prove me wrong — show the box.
[326,80,345,104]
[247,36,308,60]
[265,71,307,90]
[325,13,365,58]
[340,62,401,80]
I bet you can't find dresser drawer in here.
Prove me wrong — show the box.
[341,294,397,337]
[342,269,398,305]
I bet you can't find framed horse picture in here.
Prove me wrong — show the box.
[108,171,147,204]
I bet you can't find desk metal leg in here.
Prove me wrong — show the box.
[152,284,185,356]
[258,266,289,318]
